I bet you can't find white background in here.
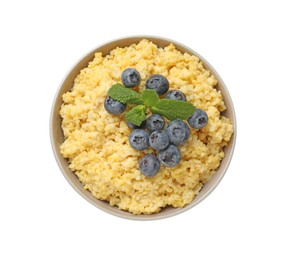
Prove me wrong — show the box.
[1,0,281,259]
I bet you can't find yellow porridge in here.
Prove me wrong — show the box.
[59,39,233,214]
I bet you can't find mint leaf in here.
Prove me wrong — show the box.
[108,84,143,105]
[142,89,159,107]
[125,105,146,126]
[150,99,196,120]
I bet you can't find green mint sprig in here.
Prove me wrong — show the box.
[125,105,146,126]
[142,89,159,107]
[108,84,196,126]
[150,99,196,120]
[108,83,143,105]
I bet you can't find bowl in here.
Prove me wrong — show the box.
[50,36,236,220]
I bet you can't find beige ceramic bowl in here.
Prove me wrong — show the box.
[50,36,236,220]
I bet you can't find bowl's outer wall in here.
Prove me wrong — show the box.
[50,36,237,220]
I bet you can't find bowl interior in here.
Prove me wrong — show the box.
[50,36,236,220]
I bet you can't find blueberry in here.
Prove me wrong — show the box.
[166,119,190,145]
[145,74,169,95]
[129,129,149,150]
[139,154,160,177]
[149,130,170,151]
[158,144,181,167]
[121,68,141,88]
[104,96,126,115]
[165,90,187,101]
[146,114,165,132]
[126,120,146,130]
[188,109,208,129]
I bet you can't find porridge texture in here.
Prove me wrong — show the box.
[60,40,233,214]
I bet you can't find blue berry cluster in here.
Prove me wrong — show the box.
[104,68,209,177]
[130,115,188,176]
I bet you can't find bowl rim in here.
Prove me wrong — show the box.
[50,35,237,220]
